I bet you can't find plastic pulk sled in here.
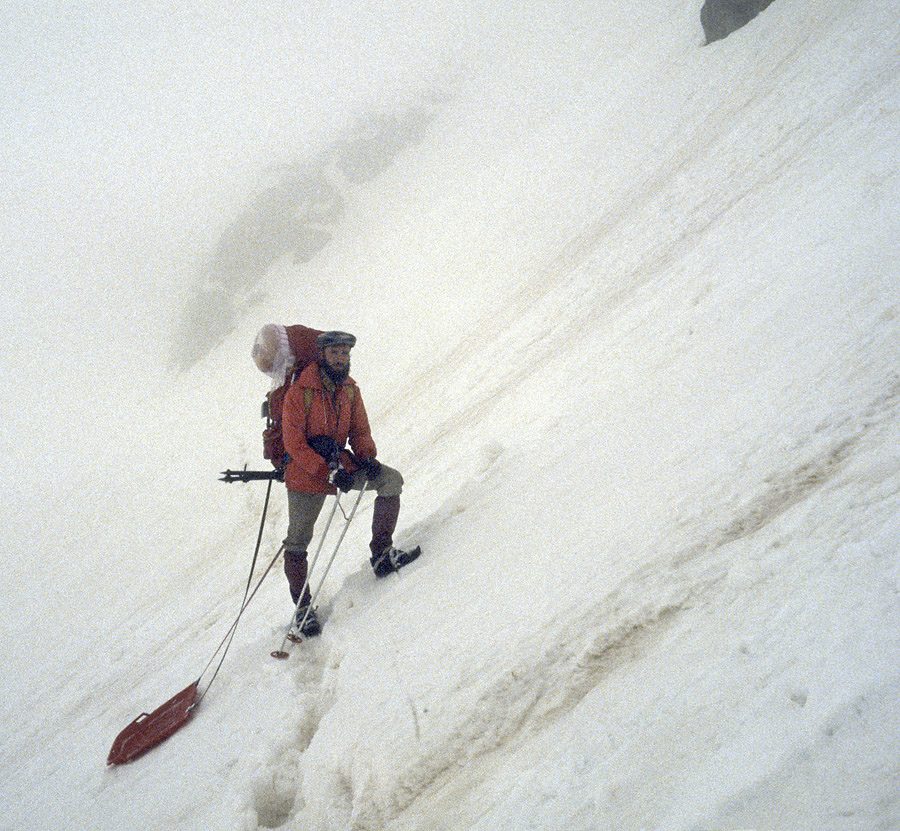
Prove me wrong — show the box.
[106,681,200,766]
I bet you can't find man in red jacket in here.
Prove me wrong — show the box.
[280,331,419,636]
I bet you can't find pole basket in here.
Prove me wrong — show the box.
[107,680,199,766]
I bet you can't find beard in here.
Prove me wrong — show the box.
[321,359,350,385]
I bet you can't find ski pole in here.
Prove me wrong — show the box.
[271,486,343,657]
[302,490,343,593]
[268,490,342,657]
[301,484,368,622]
[272,483,368,658]
[297,452,345,588]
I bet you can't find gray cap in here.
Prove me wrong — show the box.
[316,331,357,350]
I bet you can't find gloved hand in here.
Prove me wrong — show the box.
[358,457,383,480]
[333,468,354,492]
[308,436,339,468]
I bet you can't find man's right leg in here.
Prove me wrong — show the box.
[283,490,327,604]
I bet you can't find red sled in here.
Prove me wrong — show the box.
[107,680,199,766]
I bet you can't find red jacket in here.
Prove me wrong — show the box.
[281,362,377,493]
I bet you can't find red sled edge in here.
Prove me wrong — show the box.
[107,680,200,766]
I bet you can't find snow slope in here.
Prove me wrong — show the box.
[1,1,899,829]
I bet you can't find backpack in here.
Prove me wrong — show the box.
[257,325,322,469]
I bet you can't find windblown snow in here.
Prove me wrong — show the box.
[1,1,899,829]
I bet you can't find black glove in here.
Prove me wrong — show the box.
[308,436,339,468]
[358,457,383,480]
[333,468,354,492]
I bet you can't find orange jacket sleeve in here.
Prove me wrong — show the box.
[347,385,377,462]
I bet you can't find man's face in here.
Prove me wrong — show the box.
[323,344,352,375]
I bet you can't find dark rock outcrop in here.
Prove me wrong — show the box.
[701,0,775,44]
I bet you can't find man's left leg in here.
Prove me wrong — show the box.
[354,464,420,577]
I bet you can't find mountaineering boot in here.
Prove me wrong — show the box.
[371,544,422,578]
[289,603,321,639]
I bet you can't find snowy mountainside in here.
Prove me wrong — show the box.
[1,1,899,830]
